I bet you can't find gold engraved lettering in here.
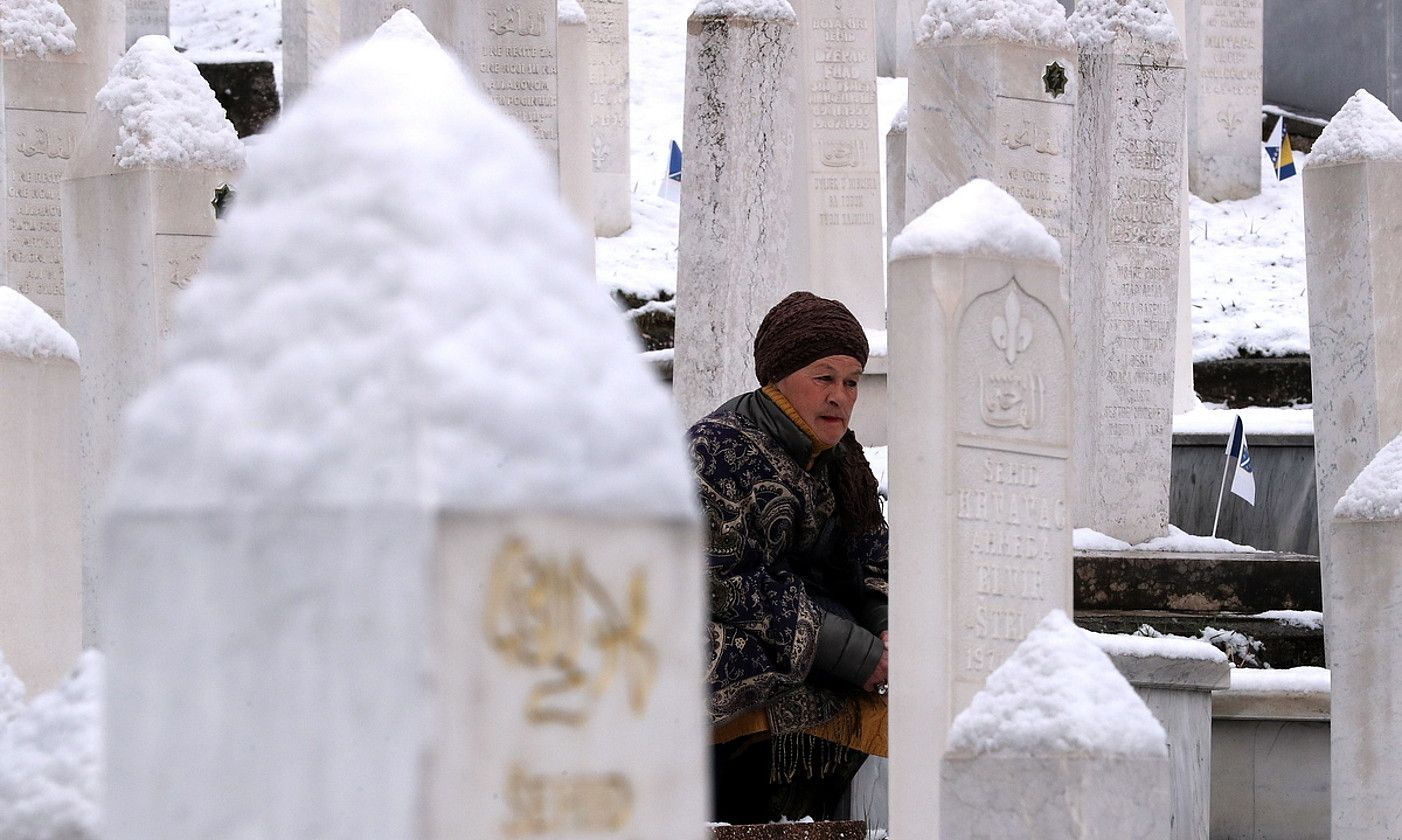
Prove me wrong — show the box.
[485,538,657,726]
[503,765,634,836]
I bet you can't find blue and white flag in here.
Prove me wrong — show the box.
[658,140,683,202]
[1226,415,1256,505]
[1265,117,1298,180]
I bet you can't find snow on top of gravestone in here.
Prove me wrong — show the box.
[1335,433,1402,521]
[890,178,1061,265]
[111,34,697,520]
[1309,89,1402,167]
[94,36,245,171]
[1087,629,1228,663]
[947,610,1168,757]
[1067,0,1180,50]
[0,287,78,362]
[559,0,587,24]
[0,0,76,58]
[691,0,796,23]
[369,9,441,46]
[0,651,103,840]
[918,0,1074,51]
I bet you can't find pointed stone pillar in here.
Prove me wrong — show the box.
[674,0,797,422]
[557,0,594,246]
[1330,434,1402,840]
[1184,0,1262,201]
[1303,89,1402,660]
[0,287,80,695]
[103,33,705,840]
[2,0,125,324]
[887,179,1073,840]
[1068,0,1187,544]
[62,35,243,646]
[885,102,906,254]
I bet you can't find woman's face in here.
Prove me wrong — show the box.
[774,354,864,447]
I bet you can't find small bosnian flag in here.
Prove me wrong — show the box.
[1227,415,1256,505]
[658,140,683,202]
[1265,117,1298,181]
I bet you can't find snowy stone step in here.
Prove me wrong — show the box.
[711,821,866,840]
[1076,611,1323,670]
[1074,550,1320,615]
[1192,354,1312,408]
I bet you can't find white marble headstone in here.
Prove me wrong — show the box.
[62,35,242,646]
[583,0,630,235]
[102,33,705,840]
[905,0,1078,265]
[1303,90,1402,662]
[0,287,80,695]
[125,0,167,46]
[792,0,884,327]
[1184,0,1262,201]
[2,0,125,325]
[674,1,798,423]
[557,0,594,241]
[887,179,1073,840]
[1329,435,1402,840]
[1068,0,1186,544]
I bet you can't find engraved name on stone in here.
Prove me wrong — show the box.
[954,283,1067,688]
[997,99,1072,246]
[807,15,878,229]
[585,0,627,176]
[481,3,559,149]
[503,765,634,836]
[1197,0,1260,140]
[7,109,83,319]
[128,0,167,31]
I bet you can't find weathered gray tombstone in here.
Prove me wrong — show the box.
[674,0,797,422]
[125,0,165,46]
[942,610,1171,840]
[103,32,706,840]
[1302,89,1402,646]
[1093,631,1231,840]
[1068,0,1186,544]
[1184,0,1262,201]
[905,0,1077,269]
[792,0,884,327]
[3,0,124,324]
[0,286,79,695]
[582,0,629,235]
[885,102,906,254]
[62,34,243,646]
[1330,434,1402,839]
[887,178,1072,839]
[557,0,594,243]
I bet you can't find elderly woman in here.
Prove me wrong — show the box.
[688,292,889,824]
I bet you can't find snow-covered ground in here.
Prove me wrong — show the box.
[169,1,1311,362]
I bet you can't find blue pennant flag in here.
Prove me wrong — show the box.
[1226,416,1256,505]
[659,140,683,202]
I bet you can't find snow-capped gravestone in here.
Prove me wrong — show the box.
[583,0,629,235]
[1068,0,1186,545]
[1184,0,1261,201]
[1330,434,1402,840]
[886,103,906,253]
[941,610,1171,840]
[1302,90,1402,640]
[102,33,706,840]
[875,0,918,76]
[674,0,797,422]
[792,0,883,328]
[0,287,79,695]
[887,179,1073,840]
[557,0,593,238]
[62,35,243,646]
[2,0,124,324]
[125,0,165,46]
[905,0,1077,265]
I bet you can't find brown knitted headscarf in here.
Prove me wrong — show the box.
[753,292,884,536]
